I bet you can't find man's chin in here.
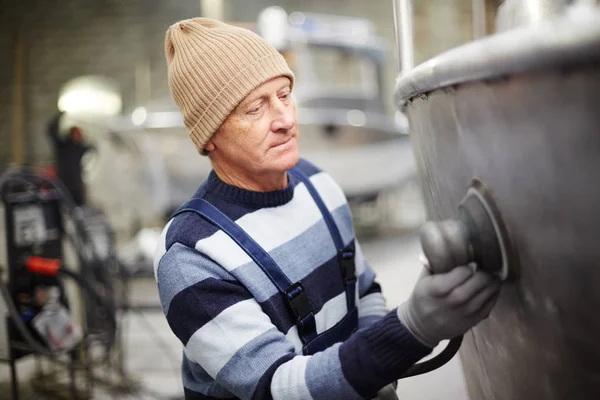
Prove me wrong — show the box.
[263,139,299,172]
[280,148,299,170]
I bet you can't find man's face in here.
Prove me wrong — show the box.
[207,76,299,178]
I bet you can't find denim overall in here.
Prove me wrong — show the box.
[174,167,358,355]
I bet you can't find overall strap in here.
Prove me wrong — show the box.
[289,167,357,314]
[173,198,317,345]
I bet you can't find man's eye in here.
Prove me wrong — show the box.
[279,93,290,101]
[247,105,262,115]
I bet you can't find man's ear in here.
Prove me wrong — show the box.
[204,140,216,152]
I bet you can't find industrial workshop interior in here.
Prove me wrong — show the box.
[1,0,599,399]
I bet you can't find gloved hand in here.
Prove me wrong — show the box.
[372,381,398,400]
[397,265,501,348]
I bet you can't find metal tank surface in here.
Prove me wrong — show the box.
[394,3,600,400]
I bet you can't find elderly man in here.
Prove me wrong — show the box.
[155,18,501,400]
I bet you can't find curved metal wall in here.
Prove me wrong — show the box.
[404,65,600,399]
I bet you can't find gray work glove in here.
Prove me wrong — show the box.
[397,265,502,348]
[372,382,398,400]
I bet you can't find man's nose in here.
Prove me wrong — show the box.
[271,100,295,132]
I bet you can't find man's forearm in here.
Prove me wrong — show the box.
[338,311,431,399]
[270,310,432,400]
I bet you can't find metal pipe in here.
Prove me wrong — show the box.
[393,0,414,74]
[392,0,402,73]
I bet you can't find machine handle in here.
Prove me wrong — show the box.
[400,178,515,379]
[400,220,467,379]
[420,220,472,274]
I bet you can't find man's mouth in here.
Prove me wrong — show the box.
[271,136,293,148]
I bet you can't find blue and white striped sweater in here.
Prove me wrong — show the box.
[154,159,431,400]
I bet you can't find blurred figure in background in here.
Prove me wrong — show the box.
[46,111,92,206]
[155,17,502,400]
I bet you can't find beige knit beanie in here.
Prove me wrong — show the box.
[165,18,295,154]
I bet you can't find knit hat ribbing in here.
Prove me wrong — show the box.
[165,18,295,154]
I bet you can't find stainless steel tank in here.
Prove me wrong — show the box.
[394,2,600,399]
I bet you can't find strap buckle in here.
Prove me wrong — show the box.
[284,282,311,321]
[338,248,356,282]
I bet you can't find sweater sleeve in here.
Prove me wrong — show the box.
[355,240,389,329]
[156,243,431,400]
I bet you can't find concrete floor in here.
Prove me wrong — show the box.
[1,232,470,400]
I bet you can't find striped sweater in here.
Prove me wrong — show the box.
[154,159,431,400]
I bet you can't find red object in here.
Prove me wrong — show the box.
[26,256,61,276]
[39,165,58,180]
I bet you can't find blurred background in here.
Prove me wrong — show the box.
[0,1,508,399]
[0,0,504,241]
